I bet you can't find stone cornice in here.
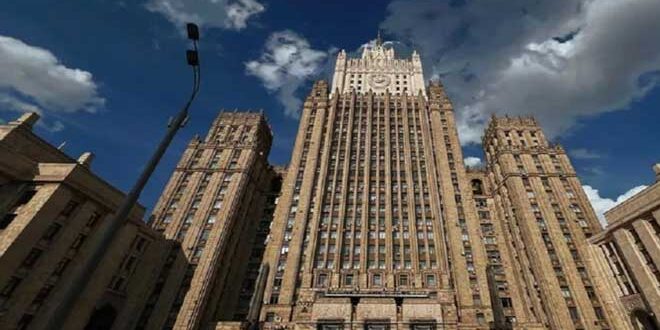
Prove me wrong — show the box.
[604,182,659,226]
[33,163,146,223]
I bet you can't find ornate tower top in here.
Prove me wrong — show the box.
[330,34,426,97]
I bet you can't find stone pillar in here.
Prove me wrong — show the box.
[613,229,660,320]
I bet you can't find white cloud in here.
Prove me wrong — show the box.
[569,148,602,160]
[146,0,264,31]
[0,35,104,115]
[0,95,64,132]
[246,31,331,118]
[381,0,660,145]
[0,35,103,132]
[583,184,648,227]
[464,156,482,168]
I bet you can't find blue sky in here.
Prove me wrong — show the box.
[1,0,658,224]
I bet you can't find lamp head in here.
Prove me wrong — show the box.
[186,23,199,41]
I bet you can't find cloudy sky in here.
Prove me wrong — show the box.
[1,0,658,225]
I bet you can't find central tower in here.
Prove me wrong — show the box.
[260,38,494,329]
[331,37,426,97]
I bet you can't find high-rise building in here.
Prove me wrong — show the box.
[480,116,631,329]
[257,38,634,330]
[146,112,282,329]
[0,113,175,330]
[589,164,660,329]
[259,38,498,329]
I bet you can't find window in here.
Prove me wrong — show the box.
[22,248,43,267]
[162,214,173,224]
[30,284,53,310]
[344,274,354,286]
[52,258,71,276]
[193,247,204,258]
[70,234,87,251]
[476,313,485,325]
[111,276,125,291]
[318,323,343,330]
[426,274,436,287]
[372,274,382,286]
[41,223,62,241]
[60,201,79,217]
[1,276,21,297]
[86,213,101,228]
[184,213,194,224]
[317,273,328,287]
[561,286,571,298]
[411,323,435,330]
[134,237,147,252]
[206,215,217,224]
[398,274,409,286]
[594,307,605,320]
[365,323,389,330]
[568,307,579,321]
[200,229,211,242]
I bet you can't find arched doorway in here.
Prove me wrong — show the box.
[84,303,118,330]
[631,309,659,330]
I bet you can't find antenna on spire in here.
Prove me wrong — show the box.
[376,29,383,47]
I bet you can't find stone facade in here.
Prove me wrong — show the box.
[331,36,425,98]
[479,116,633,330]
[0,113,175,330]
[465,169,544,330]
[258,40,635,330]
[145,111,282,329]
[589,165,660,329]
[0,36,653,330]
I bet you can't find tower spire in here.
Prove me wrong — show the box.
[376,29,383,47]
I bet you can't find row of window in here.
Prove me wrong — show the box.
[530,186,609,325]
[1,198,103,329]
[211,123,256,144]
[313,100,435,275]
[315,272,437,289]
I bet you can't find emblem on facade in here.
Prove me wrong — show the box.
[369,74,391,88]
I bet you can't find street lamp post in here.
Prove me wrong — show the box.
[46,23,201,330]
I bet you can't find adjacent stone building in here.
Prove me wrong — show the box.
[0,113,175,330]
[146,111,282,329]
[478,116,632,329]
[589,165,660,329]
